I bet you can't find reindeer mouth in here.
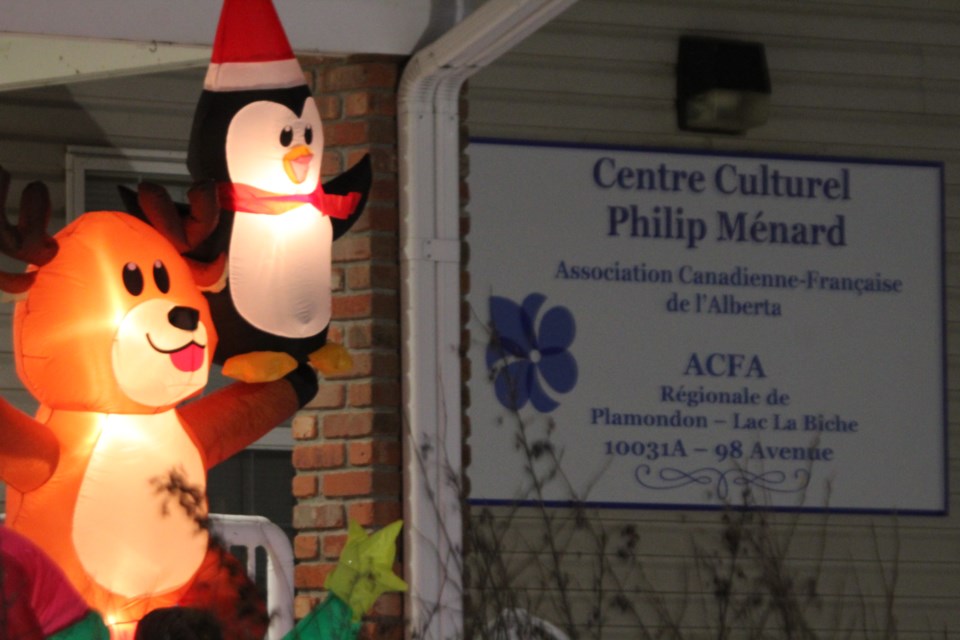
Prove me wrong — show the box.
[147,336,206,372]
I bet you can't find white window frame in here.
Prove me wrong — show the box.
[65,145,190,222]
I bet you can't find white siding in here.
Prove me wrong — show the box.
[465,0,960,637]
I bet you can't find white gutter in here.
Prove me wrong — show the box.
[398,1,577,638]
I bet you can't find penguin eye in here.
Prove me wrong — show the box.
[280,126,294,147]
[153,260,170,293]
[123,262,144,296]
[304,125,314,145]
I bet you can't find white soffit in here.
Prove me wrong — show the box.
[2,0,439,91]
[0,34,209,91]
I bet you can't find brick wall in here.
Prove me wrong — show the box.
[292,55,405,638]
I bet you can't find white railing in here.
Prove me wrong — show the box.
[209,513,295,640]
[484,609,571,640]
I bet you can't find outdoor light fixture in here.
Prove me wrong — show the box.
[676,35,771,134]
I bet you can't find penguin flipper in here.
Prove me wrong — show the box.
[324,154,372,240]
[222,351,298,383]
[309,342,353,376]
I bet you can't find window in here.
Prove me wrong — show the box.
[66,146,192,221]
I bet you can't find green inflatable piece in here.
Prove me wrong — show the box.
[282,594,361,640]
[324,520,407,621]
[46,611,110,640]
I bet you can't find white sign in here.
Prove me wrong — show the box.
[465,139,945,514]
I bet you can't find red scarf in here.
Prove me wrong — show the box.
[217,181,360,218]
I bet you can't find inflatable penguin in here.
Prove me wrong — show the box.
[179,0,371,382]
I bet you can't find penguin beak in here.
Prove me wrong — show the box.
[282,145,314,185]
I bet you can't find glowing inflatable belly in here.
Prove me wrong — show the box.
[73,411,208,598]
[229,206,332,337]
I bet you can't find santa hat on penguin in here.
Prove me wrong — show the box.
[204,0,305,92]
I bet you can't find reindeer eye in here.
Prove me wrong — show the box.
[153,260,170,293]
[123,262,144,296]
[280,126,294,147]
[304,125,314,145]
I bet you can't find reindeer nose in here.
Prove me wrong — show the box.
[168,306,200,331]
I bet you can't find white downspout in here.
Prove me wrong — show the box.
[397,1,577,638]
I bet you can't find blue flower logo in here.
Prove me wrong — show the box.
[486,293,578,413]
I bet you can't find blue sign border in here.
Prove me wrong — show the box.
[465,136,948,517]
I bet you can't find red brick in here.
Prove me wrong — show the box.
[344,91,372,117]
[372,440,402,466]
[348,205,399,234]
[323,412,374,438]
[331,293,372,318]
[323,63,398,92]
[347,500,403,527]
[322,532,349,559]
[348,381,400,409]
[348,147,397,174]
[292,414,318,440]
[327,323,346,342]
[323,470,399,497]
[372,92,398,117]
[322,470,373,497]
[332,291,396,320]
[292,474,318,498]
[362,618,404,639]
[321,150,344,177]
[345,263,399,290]
[360,619,405,640]
[334,235,397,263]
[369,412,400,435]
[370,592,404,617]
[292,443,344,470]
[344,91,397,119]
[298,54,325,67]
[345,324,372,349]
[294,534,319,560]
[346,322,399,350]
[331,267,345,292]
[367,119,397,145]
[344,264,371,290]
[293,503,344,530]
[345,439,402,467]
[347,440,374,465]
[316,94,341,121]
[369,176,399,203]
[294,562,336,589]
[302,69,317,93]
[324,121,369,146]
[294,594,320,620]
[331,236,372,262]
[304,382,346,410]
[372,471,402,494]
[349,351,399,378]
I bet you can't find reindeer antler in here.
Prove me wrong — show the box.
[0,167,58,267]
[137,180,220,255]
[137,180,225,291]
[0,167,59,297]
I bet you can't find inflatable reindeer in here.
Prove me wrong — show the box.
[0,169,316,639]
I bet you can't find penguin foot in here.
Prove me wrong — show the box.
[222,351,298,382]
[309,343,353,376]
